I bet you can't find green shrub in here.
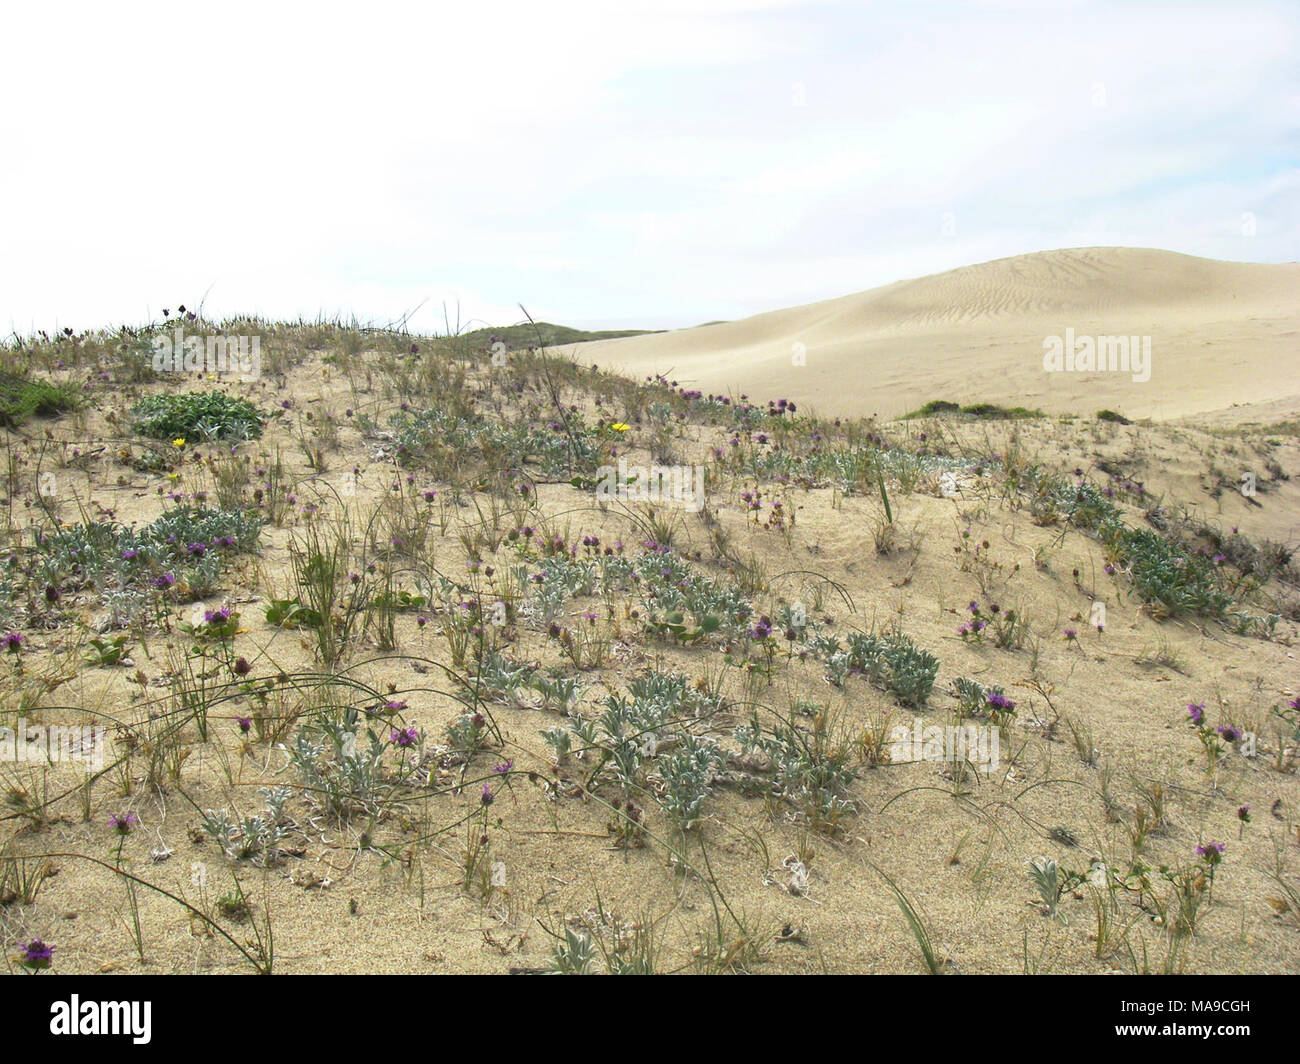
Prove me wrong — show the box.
[904,399,1043,420]
[960,402,1044,420]
[845,630,940,707]
[1096,409,1132,424]
[0,371,79,426]
[130,391,264,442]
[1108,526,1231,617]
[911,399,961,416]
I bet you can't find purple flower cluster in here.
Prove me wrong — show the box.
[986,692,1016,713]
[20,939,53,969]
[109,813,138,835]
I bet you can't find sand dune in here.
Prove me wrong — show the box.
[566,248,1299,423]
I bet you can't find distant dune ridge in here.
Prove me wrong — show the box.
[564,248,1299,425]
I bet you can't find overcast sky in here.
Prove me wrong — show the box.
[2,0,1295,337]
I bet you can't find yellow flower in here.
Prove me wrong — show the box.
[610,423,630,433]
[172,438,186,449]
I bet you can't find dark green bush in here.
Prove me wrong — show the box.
[130,391,264,442]
[0,371,79,426]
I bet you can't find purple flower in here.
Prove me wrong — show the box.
[1216,724,1241,743]
[109,813,137,835]
[390,726,419,748]
[1187,702,1205,726]
[3,632,21,653]
[492,759,513,774]
[19,938,53,970]
[481,783,495,805]
[1237,805,1251,823]
[1196,841,1225,864]
[236,716,252,733]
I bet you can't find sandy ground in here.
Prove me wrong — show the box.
[568,248,1300,425]
[1,250,1298,975]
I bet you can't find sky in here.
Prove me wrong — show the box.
[2,0,1296,337]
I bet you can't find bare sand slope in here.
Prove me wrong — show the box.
[566,248,1299,423]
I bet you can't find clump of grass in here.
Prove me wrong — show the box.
[908,399,961,417]
[391,401,599,487]
[870,862,947,973]
[0,839,54,905]
[904,399,1044,420]
[735,706,858,833]
[130,390,264,443]
[1096,409,1131,424]
[0,370,79,426]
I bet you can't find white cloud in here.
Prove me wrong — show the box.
[1,0,1294,334]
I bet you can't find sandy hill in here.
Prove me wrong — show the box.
[566,248,1300,425]
[2,317,1298,975]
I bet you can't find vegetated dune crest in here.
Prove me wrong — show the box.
[564,247,1300,424]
